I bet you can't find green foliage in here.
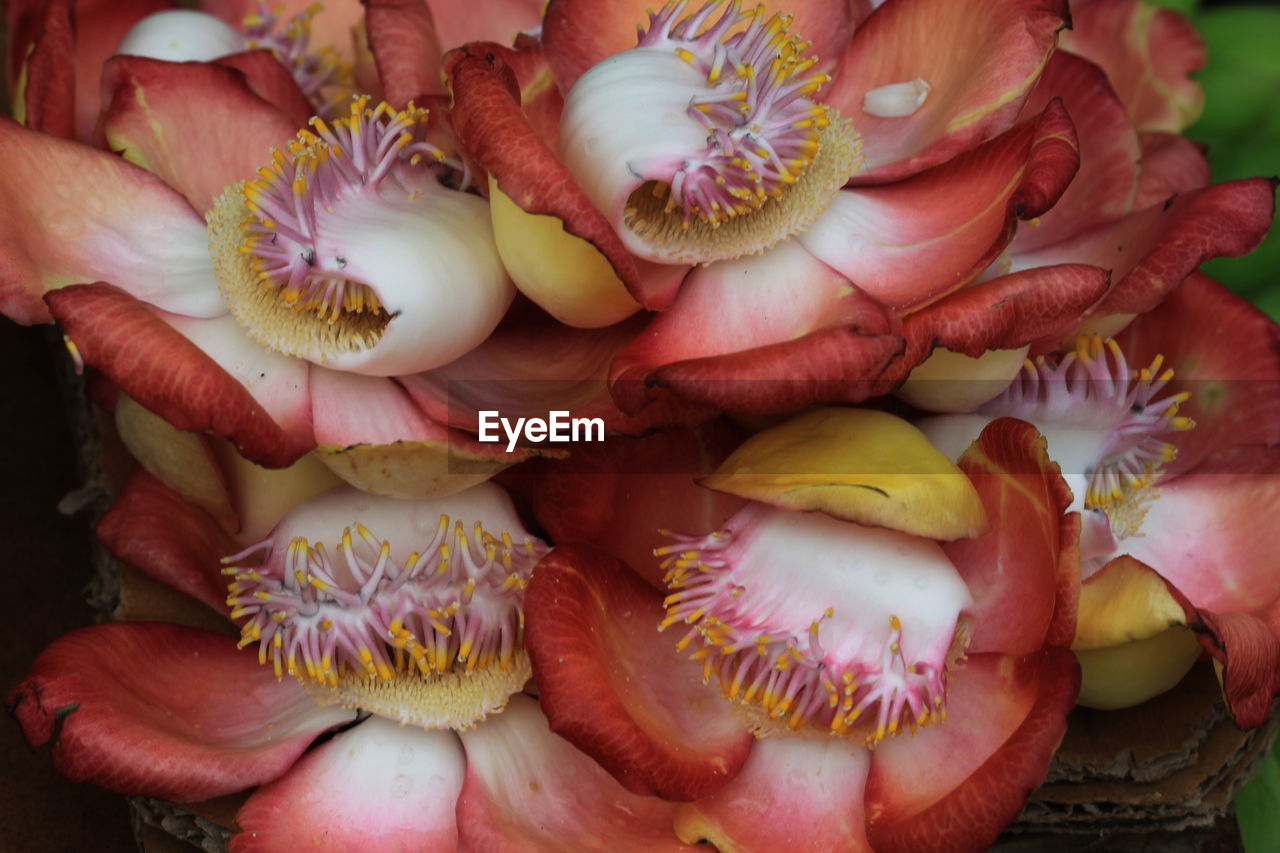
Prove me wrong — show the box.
[1235,737,1280,852]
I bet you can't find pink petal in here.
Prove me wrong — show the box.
[231,718,465,852]
[865,647,1079,852]
[542,0,859,93]
[1011,52,1140,253]
[943,418,1079,656]
[0,117,222,324]
[101,55,301,212]
[826,0,1069,183]
[1114,273,1280,478]
[673,736,872,851]
[530,422,747,589]
[1133,132,1210,210]
[456,694,696,851]
[201,0,363,63]
[364,0,446,105]
[7,622,354,801]
[95,470,236,614]
[801,100,1080,310]
[46,284,314,467]
[1013,178,1278,320]
[426,0,543,50]
[215,50,315,126]
[310,366,451,446]
[1061,0,1205,132]
[524,544,753,800]
[609,240,904,415]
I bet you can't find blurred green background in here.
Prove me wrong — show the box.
[1171,2,1280,846]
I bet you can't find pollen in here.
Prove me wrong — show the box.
[224,509,545,730]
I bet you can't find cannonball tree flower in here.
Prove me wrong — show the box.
[10,479,703,849]
[525,409,1082,850]
[918,273,1280,728]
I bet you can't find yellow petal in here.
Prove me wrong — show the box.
[700,408,987,540]
[210,442,343,543]
[1075,627,1202,710]
[894,345,1028,413]
[489,178,640,328]
[1073,555,1188,651]
[315,439,561,499]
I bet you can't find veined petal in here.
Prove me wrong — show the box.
[800,100,1080,310]
[864,648,1079,853]
[94,470,237,614]
[1011,52,1141,253]
[530,423,747,589]
[826,0,1068,183]
[1113,273,1280,477]
[101,56,302,213]
[231,718,465,852]
[455,694,695,852]
[1012,178,1278,322]
[364,0,446,105]
[47,284,314,467]
[674,737,873,852]
[524,545,753,800]
[942,418,1079,655]
[541,0,859,93]
[7,622,355,801]
[609,240,903,415]
[1060,0,1205,132]
[0,117,222,324]
[1132,132,1210,210]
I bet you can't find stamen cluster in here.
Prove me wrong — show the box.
[637,0,831,225]
[242,1,351,112]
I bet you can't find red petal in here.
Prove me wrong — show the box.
[426,0,543,50]
[101,56,299,212]
[943,418,1078,656]
[827,0,1068,183]
[46,284,314,467]
[1014,178,1278,320]
[884,263,1112,389]
[524,544,753,800]
[865,647,1079,853]
[95,470,236,614]
[456,694,696,851]
[0,117,222,325]
[1171,599,1280,731]
[201,0,362,63]
[445,46,655,306]
[542,0,858,93]
[609,241,904,415]
[231,718,465,852]
[6,622,354,801]
[1012,52,1140,252]
[673,737,873,851]
[215,50,315,126]
[365,0,446,106]
[1133,132,1210,210]
[801,100,1080,310]
[530,423,747,589]
[1061,0,1205,132]
[1114,273,1280,477]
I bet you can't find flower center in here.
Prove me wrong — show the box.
[656,504,972,745]
[224,507,546,729]
[981,335,1194,538]
[559,0,860,264]
[242,1,352,113]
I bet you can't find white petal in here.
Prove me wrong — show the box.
[116,10,246,63]
[862,78,932,118]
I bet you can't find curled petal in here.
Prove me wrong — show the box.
[1133,132,1209,210]
[101,56,302,212]
[1013,178,1278,321]
[801,100,1080,309]
[0,117,222,324]
[864,648,1080,853]
[47,284,314,467]
[610,241,903,415]
[364,0,446,105]
[231,718,465,852]
[943,418,1078,655]
[525,545,753,800]
[674,737,873,852]
[827,0,1068,183]
[6,622,354,801]
[1011,52,1141,252]
[1060,0,1205,132]
[215,50,315,125]
[455,694,696,851]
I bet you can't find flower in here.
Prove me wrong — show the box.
[918,273,1280,726]
[523,408,1081,851]
[9,477,703,849]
